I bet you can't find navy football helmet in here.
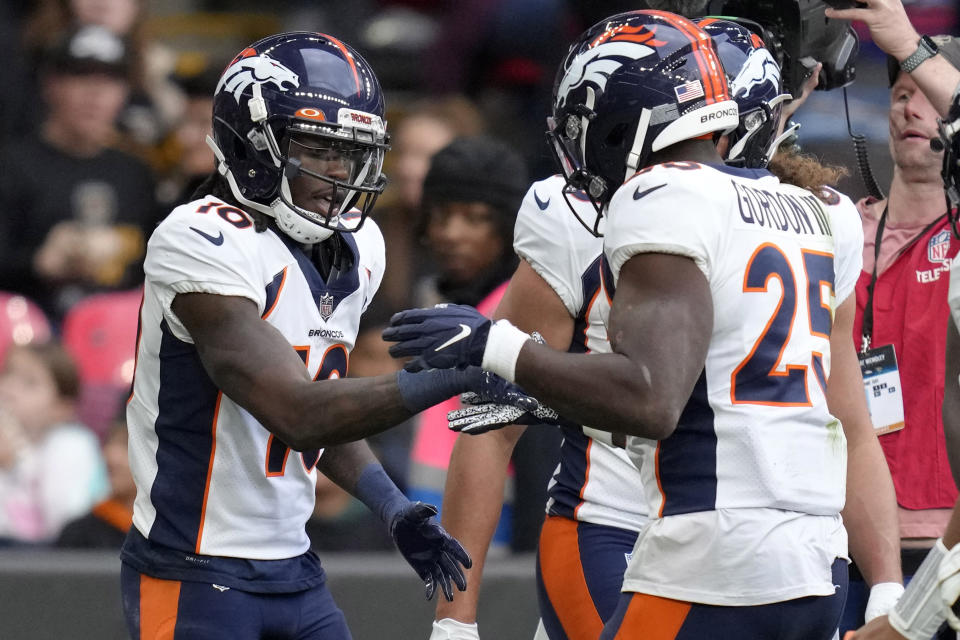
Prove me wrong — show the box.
[547,10,738,235]
[209,32,389,243]
[697,18,792,169]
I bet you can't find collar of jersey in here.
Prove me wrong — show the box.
[272,227,362,320]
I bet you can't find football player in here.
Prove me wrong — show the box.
[386,11,888,638]
[427,16,900,640]
[119,32,508,640]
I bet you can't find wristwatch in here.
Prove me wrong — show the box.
[900,35,940,74]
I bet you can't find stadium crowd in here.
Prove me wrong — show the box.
[2,0,960,638]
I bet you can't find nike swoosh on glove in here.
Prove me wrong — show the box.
[390,502,472,601]
[383,304,491,372]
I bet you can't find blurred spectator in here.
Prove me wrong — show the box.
[404,135,559,552]
[373,94,486,311]
[420,0,574,175]
[412,136,523,308]
[56,418,133,549]
[155,63,219,209]
[0,25,158,322]
[21,0,179,151]
[0,294,52,368]
[0,342,107,545]
[61,288,141,437]
[845,34,960,636]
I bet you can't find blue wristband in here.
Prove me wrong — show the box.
[396,367,479,414]
[354,463,409,524]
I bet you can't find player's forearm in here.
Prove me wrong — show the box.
[512,342,698,440]
[844,435,902,585]
[908,57,960,118]
[435,428,522,622]
[315,440,380,493]
[284,374,413,449]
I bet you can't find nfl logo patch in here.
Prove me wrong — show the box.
[928,229,952,264]
[319,292,335,321]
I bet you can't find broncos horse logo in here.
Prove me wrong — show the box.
[557,25,666,104]
[217,54,300,104]
[730,47,780,102]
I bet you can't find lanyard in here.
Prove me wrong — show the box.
[860,205,946,352]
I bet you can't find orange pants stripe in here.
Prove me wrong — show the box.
[139,574,181,639]
[609,593,692,640]
[538,515,605,639]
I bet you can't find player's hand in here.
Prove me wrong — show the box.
[782,62,820,122]
[825,0,919,61]
[448,396,562,435]
[384,305,491,372]
[846,615,908,639]
[390,502,472,602]
[465,370,539,412]
[429,618,480,640]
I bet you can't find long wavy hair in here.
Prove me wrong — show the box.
[768,147,849,203]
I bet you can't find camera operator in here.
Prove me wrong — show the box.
[825,2,960,639]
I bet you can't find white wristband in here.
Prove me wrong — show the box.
[429,618,480,640]
[481,320,530,382]
[889,540,948,640]
[865,581,905,622]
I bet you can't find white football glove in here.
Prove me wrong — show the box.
[429,618,480,640]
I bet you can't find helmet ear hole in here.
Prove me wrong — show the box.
[605,123,629,149]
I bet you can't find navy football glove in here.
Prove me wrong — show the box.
[384,304,491,372]
[390,502,472,602]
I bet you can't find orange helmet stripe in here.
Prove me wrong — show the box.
[646,11,729,105]
[319,32,361,95]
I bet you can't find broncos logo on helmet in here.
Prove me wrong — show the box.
[216,54,300,104]
[557,25,666,106]
[729,47,780,102]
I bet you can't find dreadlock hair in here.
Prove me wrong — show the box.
[190,172,272,232]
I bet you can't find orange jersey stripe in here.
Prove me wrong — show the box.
[574,438,594,520]
[539,516,605,639]
[139,574,181,639]
[261,267,288,320]
[194,391,223,554]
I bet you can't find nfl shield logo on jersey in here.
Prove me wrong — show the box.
[319,293,334,321]
[928,230,952,264]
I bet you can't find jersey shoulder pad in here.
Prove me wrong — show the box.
[146,196,268,304]
[514,176,604,316]
[352,217,386,300]
[605,164,724,283]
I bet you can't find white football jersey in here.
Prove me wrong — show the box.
[605,162,851,605]
[125,196,384,569]
[514,175,648,533]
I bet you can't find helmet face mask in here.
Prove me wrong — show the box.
[547,11,738,236]
[210,32,389,244]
